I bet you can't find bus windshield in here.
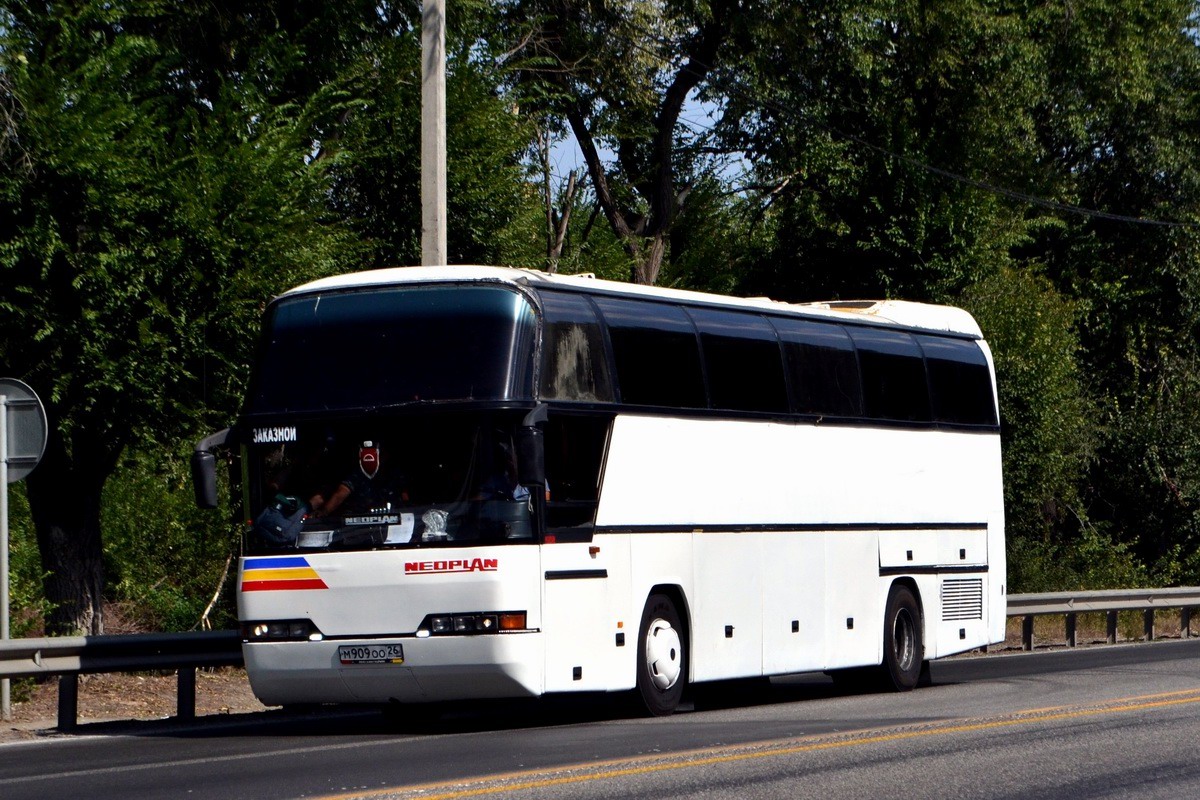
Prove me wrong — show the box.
[244,412,539,554]
[245,284,537,415]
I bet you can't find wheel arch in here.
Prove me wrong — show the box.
[892,575,926,657]
[645,583,691,670]
[889,577,925,629]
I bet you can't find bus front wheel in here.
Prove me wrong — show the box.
[881,583,923,691]
[636,594,686,716]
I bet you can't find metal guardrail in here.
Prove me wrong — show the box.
[0,630,242,729]
[1006,587,1200,651]
[1,587,1199,731]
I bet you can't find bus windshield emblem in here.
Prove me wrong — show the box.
[359,441,380,479]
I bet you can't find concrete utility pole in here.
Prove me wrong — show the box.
[421,0,448,266]
[1,393,8,721]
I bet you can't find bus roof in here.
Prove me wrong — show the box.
[282,265,984,338]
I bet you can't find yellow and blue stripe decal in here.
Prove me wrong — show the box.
[241,556,329,592]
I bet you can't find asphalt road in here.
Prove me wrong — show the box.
[2,640,1200,800]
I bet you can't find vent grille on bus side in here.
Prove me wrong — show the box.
[941,578,984,621]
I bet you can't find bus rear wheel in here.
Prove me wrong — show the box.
[636,594,686,716]
[881,583,923,691]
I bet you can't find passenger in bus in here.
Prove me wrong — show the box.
[310,440,411,518]
[474,442,541,540]
[251,493,307,546]
[477,442,530,503]
[251,444,320,546]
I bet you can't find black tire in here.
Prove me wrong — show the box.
[636,594,686,716]
[881,583,924,691]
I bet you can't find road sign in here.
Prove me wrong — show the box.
[0,378,47,483]
[1,377,46,720]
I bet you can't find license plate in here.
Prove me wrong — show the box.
[337,644,404,665]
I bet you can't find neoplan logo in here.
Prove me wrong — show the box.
[345,515,400,525]
[405,558,498,575]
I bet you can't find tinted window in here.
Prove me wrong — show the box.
[544,413,612,538]
[538,292,615,402]
[773,318,863,416]
[243,411,540,553]
[246,285,536,414]
[849,327,932,422]
[918,335,997,426]
[691,308,787,413]
[593,297,706,408]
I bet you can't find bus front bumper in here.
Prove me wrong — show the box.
[242,632,544,706]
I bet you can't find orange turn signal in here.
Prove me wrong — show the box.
[499,612,527,631]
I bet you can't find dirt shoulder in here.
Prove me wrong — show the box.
[1,667,270,742]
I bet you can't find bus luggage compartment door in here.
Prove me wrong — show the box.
[542,543,614,692]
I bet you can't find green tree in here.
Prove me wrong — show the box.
[724,0,1200,587]
[0,0,561,634]
[1023,1,1200,578]
[962,267,1094,546]
[101,449,241,632]
[660,175,772,294]
[504,0,752,284]
[327,1,543,268]
[0,1,366,633]
[724,0,1043,303]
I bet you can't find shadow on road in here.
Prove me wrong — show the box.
[27,639,1200,742]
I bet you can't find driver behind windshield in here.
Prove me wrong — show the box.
[310,440,411,519]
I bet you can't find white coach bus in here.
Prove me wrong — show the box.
[192,265,1005,715]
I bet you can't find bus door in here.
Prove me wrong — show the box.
[540,413,615,692]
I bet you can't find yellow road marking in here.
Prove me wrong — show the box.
[320,688,1200,800]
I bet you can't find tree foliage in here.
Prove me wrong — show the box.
[723,0,1043,302]
[962,267,1094,545]
[0,0,552,633]
[6,0,1200,634]
[326,1,543,268]
[503,0,755,284]
[2,1,360,632]
[713,0,1200,589]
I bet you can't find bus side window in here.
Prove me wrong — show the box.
[538,292,615,403]
[917,335,998,426]
[848,327,932,422]
[544,414,611,538]
[773,318,864,418]
[690,308,788,414]
[593,297,707,409]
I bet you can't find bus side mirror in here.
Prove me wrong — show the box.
[516,405,548,488]
[515,426,545,488]
[192,450,219,509]
[191,428,231,510]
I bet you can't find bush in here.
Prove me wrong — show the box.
[963,266,1096,545]
[6,482,51,638]
[101,448,239,632]
[1007,526,1148,594]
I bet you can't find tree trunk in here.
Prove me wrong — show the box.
[555,2,734,288]
[24,428,108,636]
[632,233,667,286]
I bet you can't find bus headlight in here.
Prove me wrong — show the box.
[242,619,322,642]
[417,611,526,636]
